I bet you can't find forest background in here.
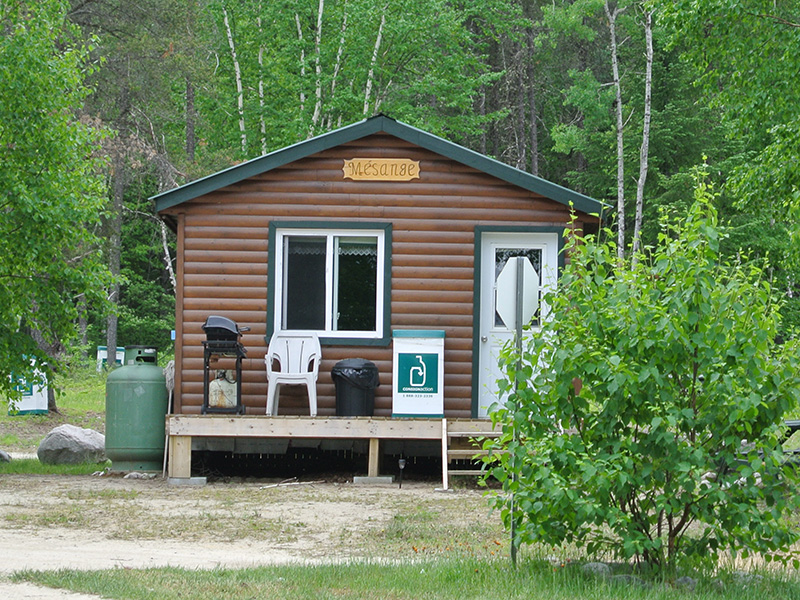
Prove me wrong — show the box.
[2,0,798,409]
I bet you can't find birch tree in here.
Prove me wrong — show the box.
[544,0,656,256]
[311,0,325,133]
[363,4,386,116]
[274,0,489,143]
[222,4,247,155]
[631,8,653,261]
[257,6,267,154]
[605,1,627,258]
[295,13,307,115]
[327,2,348,129]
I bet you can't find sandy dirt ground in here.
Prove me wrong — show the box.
[0,472,498,599]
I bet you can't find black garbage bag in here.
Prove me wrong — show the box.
[330,358,380,390]
[331,359,379,416]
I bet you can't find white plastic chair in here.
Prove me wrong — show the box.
[265,331,321,416]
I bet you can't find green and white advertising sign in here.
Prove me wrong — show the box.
[392,330,445,417]
[8,361,48,415]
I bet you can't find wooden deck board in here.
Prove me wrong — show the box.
[167,415,443,439]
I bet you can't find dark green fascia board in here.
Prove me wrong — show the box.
[470,225,566,418]
[266,220,392,347]
[379,118,606,217]
[153,114,607,217]
[154,117,387,212]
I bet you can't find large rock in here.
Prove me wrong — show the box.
[37,424,106,465]
[674,576,698,592]
[0,449,10,462]
[581,562,612,578]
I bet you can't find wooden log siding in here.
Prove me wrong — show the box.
[161,133,596,416]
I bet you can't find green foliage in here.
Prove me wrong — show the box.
[662,0,800,244]
[193,0,494,161]
[116,186,175,350]
[0,0,112,403]
[486,176,800,571]
[539,3,721,220]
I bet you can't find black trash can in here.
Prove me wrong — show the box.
[331,358,380,416]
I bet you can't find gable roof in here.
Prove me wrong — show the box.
[153,114,606,216]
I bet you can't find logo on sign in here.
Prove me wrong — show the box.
[397,353,438,394]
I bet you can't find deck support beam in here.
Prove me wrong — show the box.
[368,438,380,478]
[168,435,192,479]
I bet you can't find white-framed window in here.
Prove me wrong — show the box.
[272,226,388,341]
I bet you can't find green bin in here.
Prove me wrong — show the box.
[105,347,168,471]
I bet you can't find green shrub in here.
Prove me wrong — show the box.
[486,180,800,572]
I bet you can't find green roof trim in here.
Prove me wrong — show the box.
[392,329,446,338]
[153,115,606,215]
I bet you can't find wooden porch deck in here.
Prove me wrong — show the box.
[166,415,501,490]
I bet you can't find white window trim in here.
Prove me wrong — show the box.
[273,227,386,340]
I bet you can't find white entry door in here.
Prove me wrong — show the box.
[477,232,559,418]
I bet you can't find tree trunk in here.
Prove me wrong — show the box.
[185,0,197,162]
[160,220,177,294]
[106,149,124,371]
[310,0,325,134]
[185,78,196,162]
[631,9,654,262]
[258,7,267,155]
[479,86,487,155]
[47,387,58,413]
[515,47,526,170]
[295,13,307,116]
[77,294,88,356]
[574,38,589,186]
[222,5,247,155]
[605,1,626,259]
[363,7,387,116]
[327,3,348,129]
[528,30,539,177]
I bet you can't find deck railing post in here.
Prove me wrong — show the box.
[441,418,449,491]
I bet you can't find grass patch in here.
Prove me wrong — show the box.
[1,366,106,453]
[14,558,800,600]
[5,505,92,528]
[0,458,109,475]
[64,488,140,501]
[379,507,504,559]
[57,365,108,414]
[0,432,24,446]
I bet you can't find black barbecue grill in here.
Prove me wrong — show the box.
[201,315,248,414]
[202,315,247,344]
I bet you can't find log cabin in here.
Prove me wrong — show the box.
[154,115,605,482]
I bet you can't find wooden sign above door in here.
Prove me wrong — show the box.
[342,158,420,181]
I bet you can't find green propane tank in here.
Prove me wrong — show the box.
[105,346,168,471]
